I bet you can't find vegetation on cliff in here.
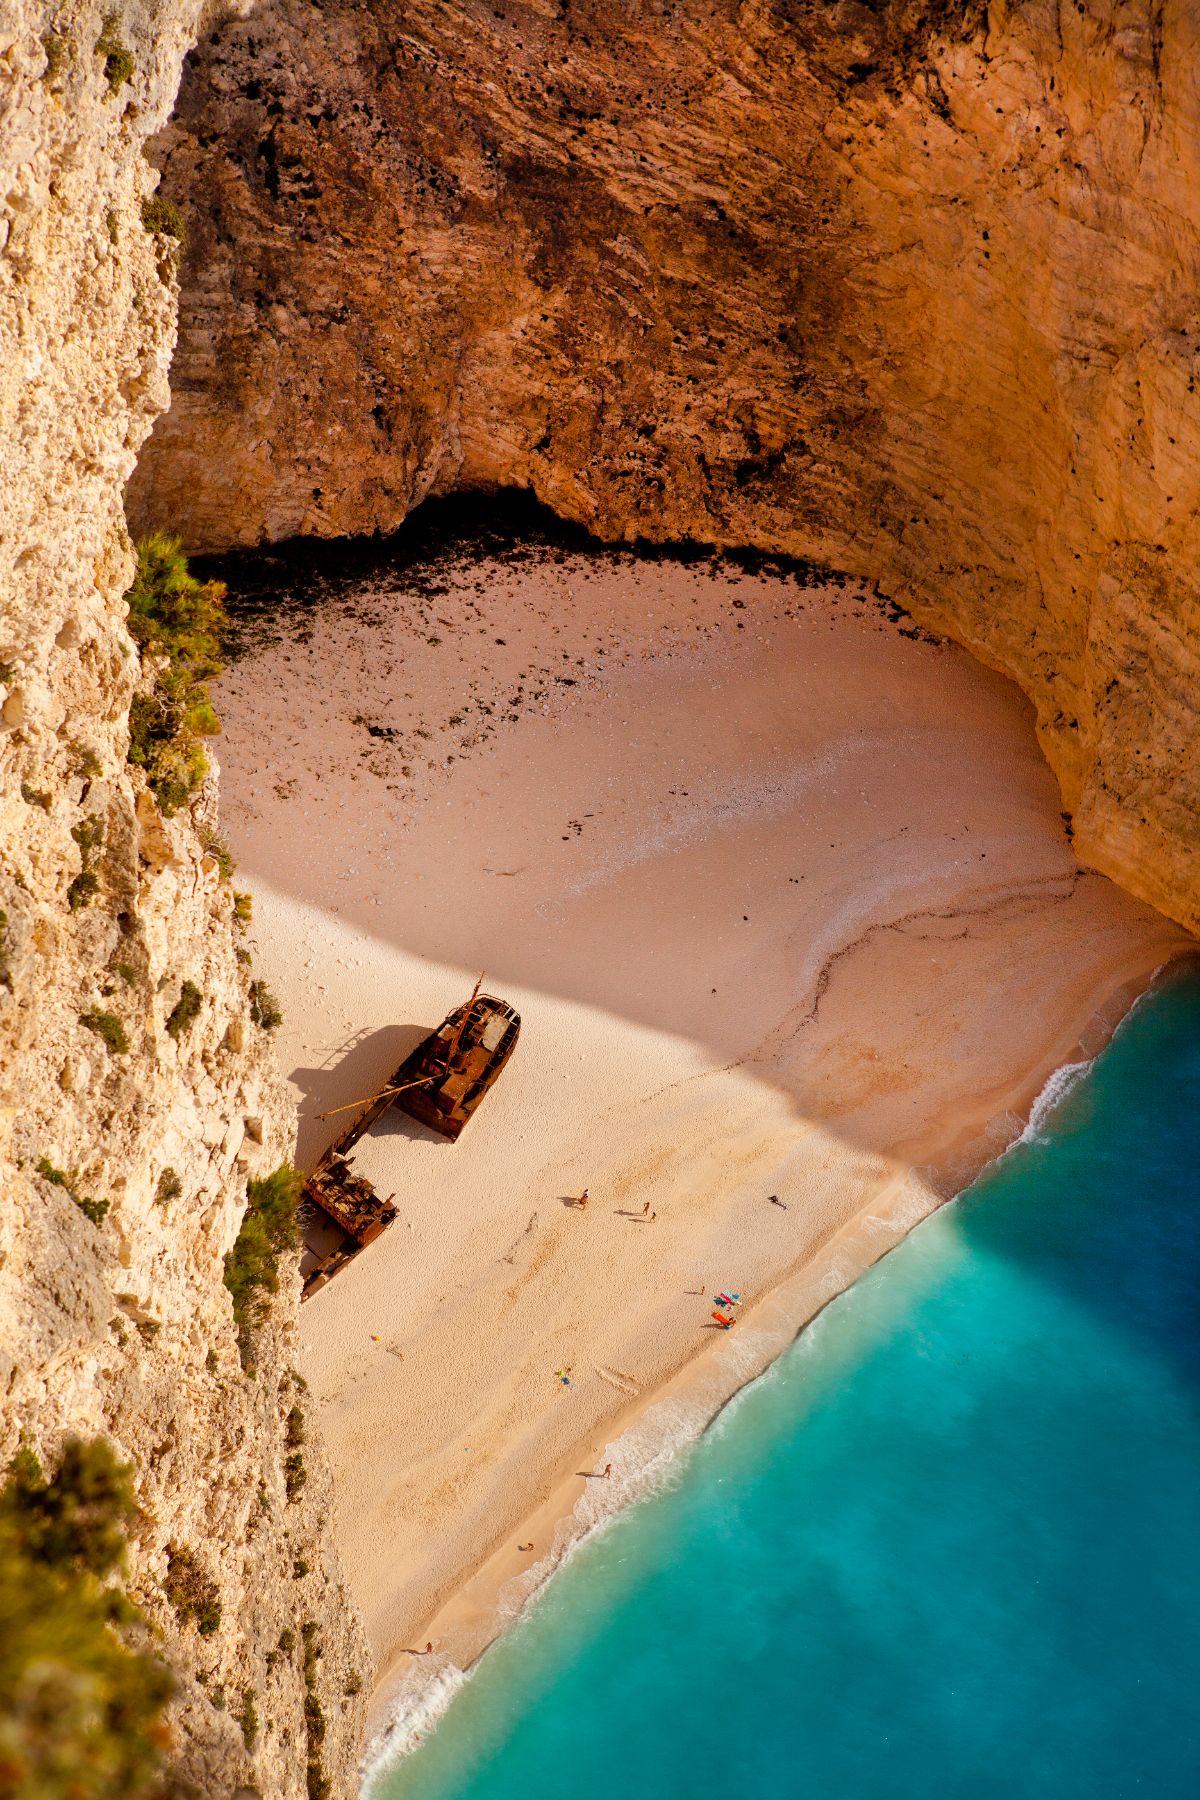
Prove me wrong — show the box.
[140,195,187,251]
[224,1166,302,1369]
[301,1619,330,1800]
[162,1542,221,1636]
[0,1439,172,1799]
[165,979,203,1040]
[34,1157,109,1228]
[125,535,225,816]
[94,14,135,96]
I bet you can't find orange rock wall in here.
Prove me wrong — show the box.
[130,1,1200,934]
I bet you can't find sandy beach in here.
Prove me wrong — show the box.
[210,530,1186,1754]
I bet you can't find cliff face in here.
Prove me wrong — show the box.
[1,5,367,1793]
[129,0,1199,935]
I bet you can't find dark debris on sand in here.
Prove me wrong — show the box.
[197,488,862,660]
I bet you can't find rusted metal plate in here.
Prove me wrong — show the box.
[390,994,520,1140]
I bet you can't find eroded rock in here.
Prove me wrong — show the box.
[1,5,368,1793]
[130,0,1200,932]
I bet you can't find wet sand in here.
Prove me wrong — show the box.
[211,535,1185,1750]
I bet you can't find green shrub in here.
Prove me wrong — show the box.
[154,1166,182,1207]
[198,825,234,881]
[68,813,105,910]
[249,979,283,1032]
[163,1543,221,1635]
[223,1166,301,1368]
[94,14,134,94]
[0,1439,172,1799]
[141,195,187,247]
[114,961,139,988]
[72,816,104,859]
[302,1621,329,1800]
[67,870,99,911]
[292,1558,309,1579]
[41,30,67,83]
[278,1627,296,1655]
[70,743,102,781]
[35,1156,108,1227]
[166,979,202,1039]
[285,1405,306,1450]
[21,783,50,811]
[125,535,225,817]
[284,1452,307,1504]
[233,890,253,927]
[236,1685,259,1750]
[128,698,209,815]
[3,1440,136,1575]
[80,1008,129,1055]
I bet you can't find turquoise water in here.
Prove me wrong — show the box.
[376,969,1200,1800]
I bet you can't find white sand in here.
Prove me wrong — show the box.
[212,542,1185,1737]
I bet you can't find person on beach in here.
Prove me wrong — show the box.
[556,1367,572,1386]
[770,1194,788,1210]
[577,1189,589,1208]
[642,1200,651,1216]
[603,1463,613,1479]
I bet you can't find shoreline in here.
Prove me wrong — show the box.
[208,539,1190,1787]
[359,947,1185,1777]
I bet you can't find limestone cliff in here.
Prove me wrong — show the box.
[129,0,1199,935]
[1,5,367,1793]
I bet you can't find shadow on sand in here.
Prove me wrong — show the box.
[290,1021,428,1166]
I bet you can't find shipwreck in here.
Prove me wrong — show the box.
[300,987,521,1297]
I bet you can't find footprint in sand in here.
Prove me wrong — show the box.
[594,1365,641,1396]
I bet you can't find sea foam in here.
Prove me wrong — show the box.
[1017,1059,1092,1146]
[361,1664,469,1794]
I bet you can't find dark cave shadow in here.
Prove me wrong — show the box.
[199,487,840,657]
[290,1021,429,1168]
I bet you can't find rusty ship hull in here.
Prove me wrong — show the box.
[390,993,520,1140]
[300,991,520,1294]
